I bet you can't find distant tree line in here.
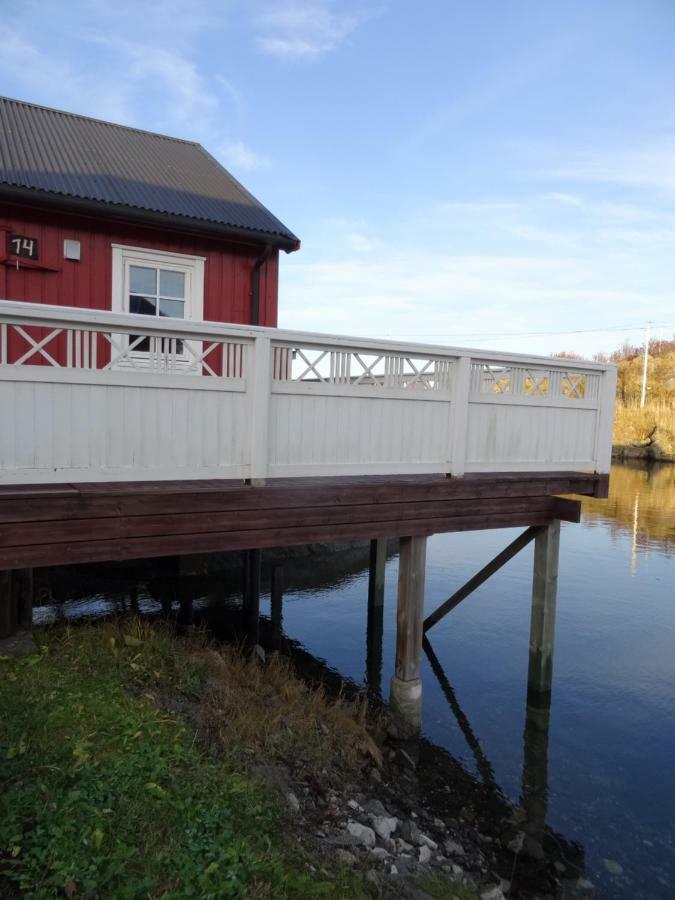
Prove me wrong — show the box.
[554,337,675,405]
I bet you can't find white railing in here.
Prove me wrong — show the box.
[0,301,617,484]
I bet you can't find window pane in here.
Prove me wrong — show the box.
[130,295,157,316]
[159,298,185,319]
[129,265,156,295]
[129,335,151,353]
[159,269,185,299]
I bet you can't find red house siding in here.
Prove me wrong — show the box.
[0,202,279,326]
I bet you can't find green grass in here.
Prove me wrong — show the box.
[416,872,480,899]
[0,623,367,899]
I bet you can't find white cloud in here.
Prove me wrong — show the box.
[0,20,272,172]
[278,205,675,359]
[545,192,583,206]
[253,1,364,59]
[0,27,132,123]
[542,143,675,193]
[219,139,270,171]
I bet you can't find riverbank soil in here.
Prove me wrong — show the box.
[1,622,590,898]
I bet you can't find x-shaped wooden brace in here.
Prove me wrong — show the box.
[402,357,434,390]
[562,372,585,399]
[525,369,549,397]
[295,348,329,382]
[483,366,510,393]
[13,325,63,367]
[353,352,384,385]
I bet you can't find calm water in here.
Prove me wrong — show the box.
[260,462,675,899]
[36,462,674,897]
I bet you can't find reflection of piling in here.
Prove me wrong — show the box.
[631,493,640,575]
[522,694,551,841]
[366,539,386,696]
[270,562,284,645]
[242,549,262,643]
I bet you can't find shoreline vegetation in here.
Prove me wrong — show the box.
[612,401,674,462]
[558,336,675,462]
[1,621,583,899]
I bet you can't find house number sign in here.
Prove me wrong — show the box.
[7,233,39,261]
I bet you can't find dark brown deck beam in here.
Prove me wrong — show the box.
[0,472,593,570]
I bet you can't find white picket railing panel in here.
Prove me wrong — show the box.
[267,393,452,476]
[0,300,617,484]
[465,403,598,471]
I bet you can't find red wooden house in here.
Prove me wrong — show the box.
[0,96,299,341]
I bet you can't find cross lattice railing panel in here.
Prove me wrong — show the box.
[273,343,455,393]
[0,322,248,379]
[470,362,600,402]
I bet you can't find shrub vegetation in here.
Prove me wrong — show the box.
[0,622,369,899]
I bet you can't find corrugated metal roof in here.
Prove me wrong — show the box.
[0,96,298,246]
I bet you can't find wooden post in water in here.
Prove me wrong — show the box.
[390,536,427,734]
[527,520,560,703]
[366,539,387,696]
[17,569,33,630]
[367,538,387,609]
[0,570,16,640]
[129,585,139,612]
[270,562,284,640]
[242,549,262,642]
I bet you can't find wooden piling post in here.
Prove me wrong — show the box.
[527,520,560,702]
[367,538,387,610]
[129,585,139,612]
[366,538,387,695]
[17,569,33,630]
[390,536,427,733]
[242,549,262,642]
[0,570,16,640]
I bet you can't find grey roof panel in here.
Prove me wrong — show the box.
[0,97,298,245]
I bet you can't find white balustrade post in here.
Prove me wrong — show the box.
[449,355,471,477]
[248,334,272,485]
[594,365,618,474]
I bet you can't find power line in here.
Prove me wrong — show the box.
[377,321,675,340]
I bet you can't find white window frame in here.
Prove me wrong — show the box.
[111,244,206,369]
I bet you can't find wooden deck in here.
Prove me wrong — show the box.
[0,472,605,569]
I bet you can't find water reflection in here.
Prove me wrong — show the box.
[423,636,498,790]
[582,462,674,558]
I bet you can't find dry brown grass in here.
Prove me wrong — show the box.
[191,642,383,778]
[613,400,675,459]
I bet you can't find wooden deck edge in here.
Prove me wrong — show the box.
[0,497,581,570]
[0,471,605,524]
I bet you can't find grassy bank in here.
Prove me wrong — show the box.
[613,401,675,460]
[0,622,371,899]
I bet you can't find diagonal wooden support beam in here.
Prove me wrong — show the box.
[423,525,541,632]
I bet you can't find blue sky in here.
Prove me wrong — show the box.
[2,0,675,356]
